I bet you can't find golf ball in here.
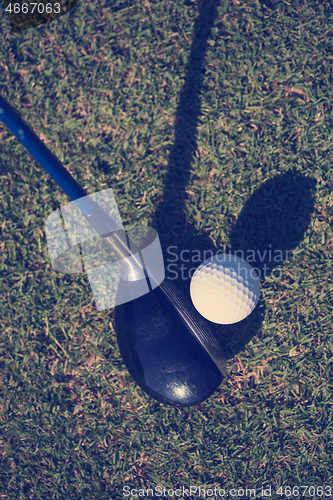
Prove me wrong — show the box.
[190,254,260,324]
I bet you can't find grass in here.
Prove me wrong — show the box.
[1,0,333,497]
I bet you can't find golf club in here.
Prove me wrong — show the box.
[0,94,226,406]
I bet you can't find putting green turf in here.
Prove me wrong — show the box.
[1,0,333,498]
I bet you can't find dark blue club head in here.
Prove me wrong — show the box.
[115,277,226,407]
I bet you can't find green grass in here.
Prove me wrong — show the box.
[1,0,333,498]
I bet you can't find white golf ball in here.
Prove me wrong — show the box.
[190,254,260,324]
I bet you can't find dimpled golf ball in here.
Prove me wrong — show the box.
[190,254,260,324]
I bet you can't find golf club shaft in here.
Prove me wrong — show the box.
[0,95,144,274]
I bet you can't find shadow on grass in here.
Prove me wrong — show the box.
[213,171,317,358]
[229,171,317,277]
[148,2,317,359]
[151,0,222,278]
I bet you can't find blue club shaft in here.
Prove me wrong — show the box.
[0,94,143,268]
[0,95,97,216]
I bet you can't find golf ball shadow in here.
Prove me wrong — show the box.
[229,170,317,278]
[211,169,317,354]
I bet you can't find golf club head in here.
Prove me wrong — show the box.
[114,277,226,407]
[0,95,226,407]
